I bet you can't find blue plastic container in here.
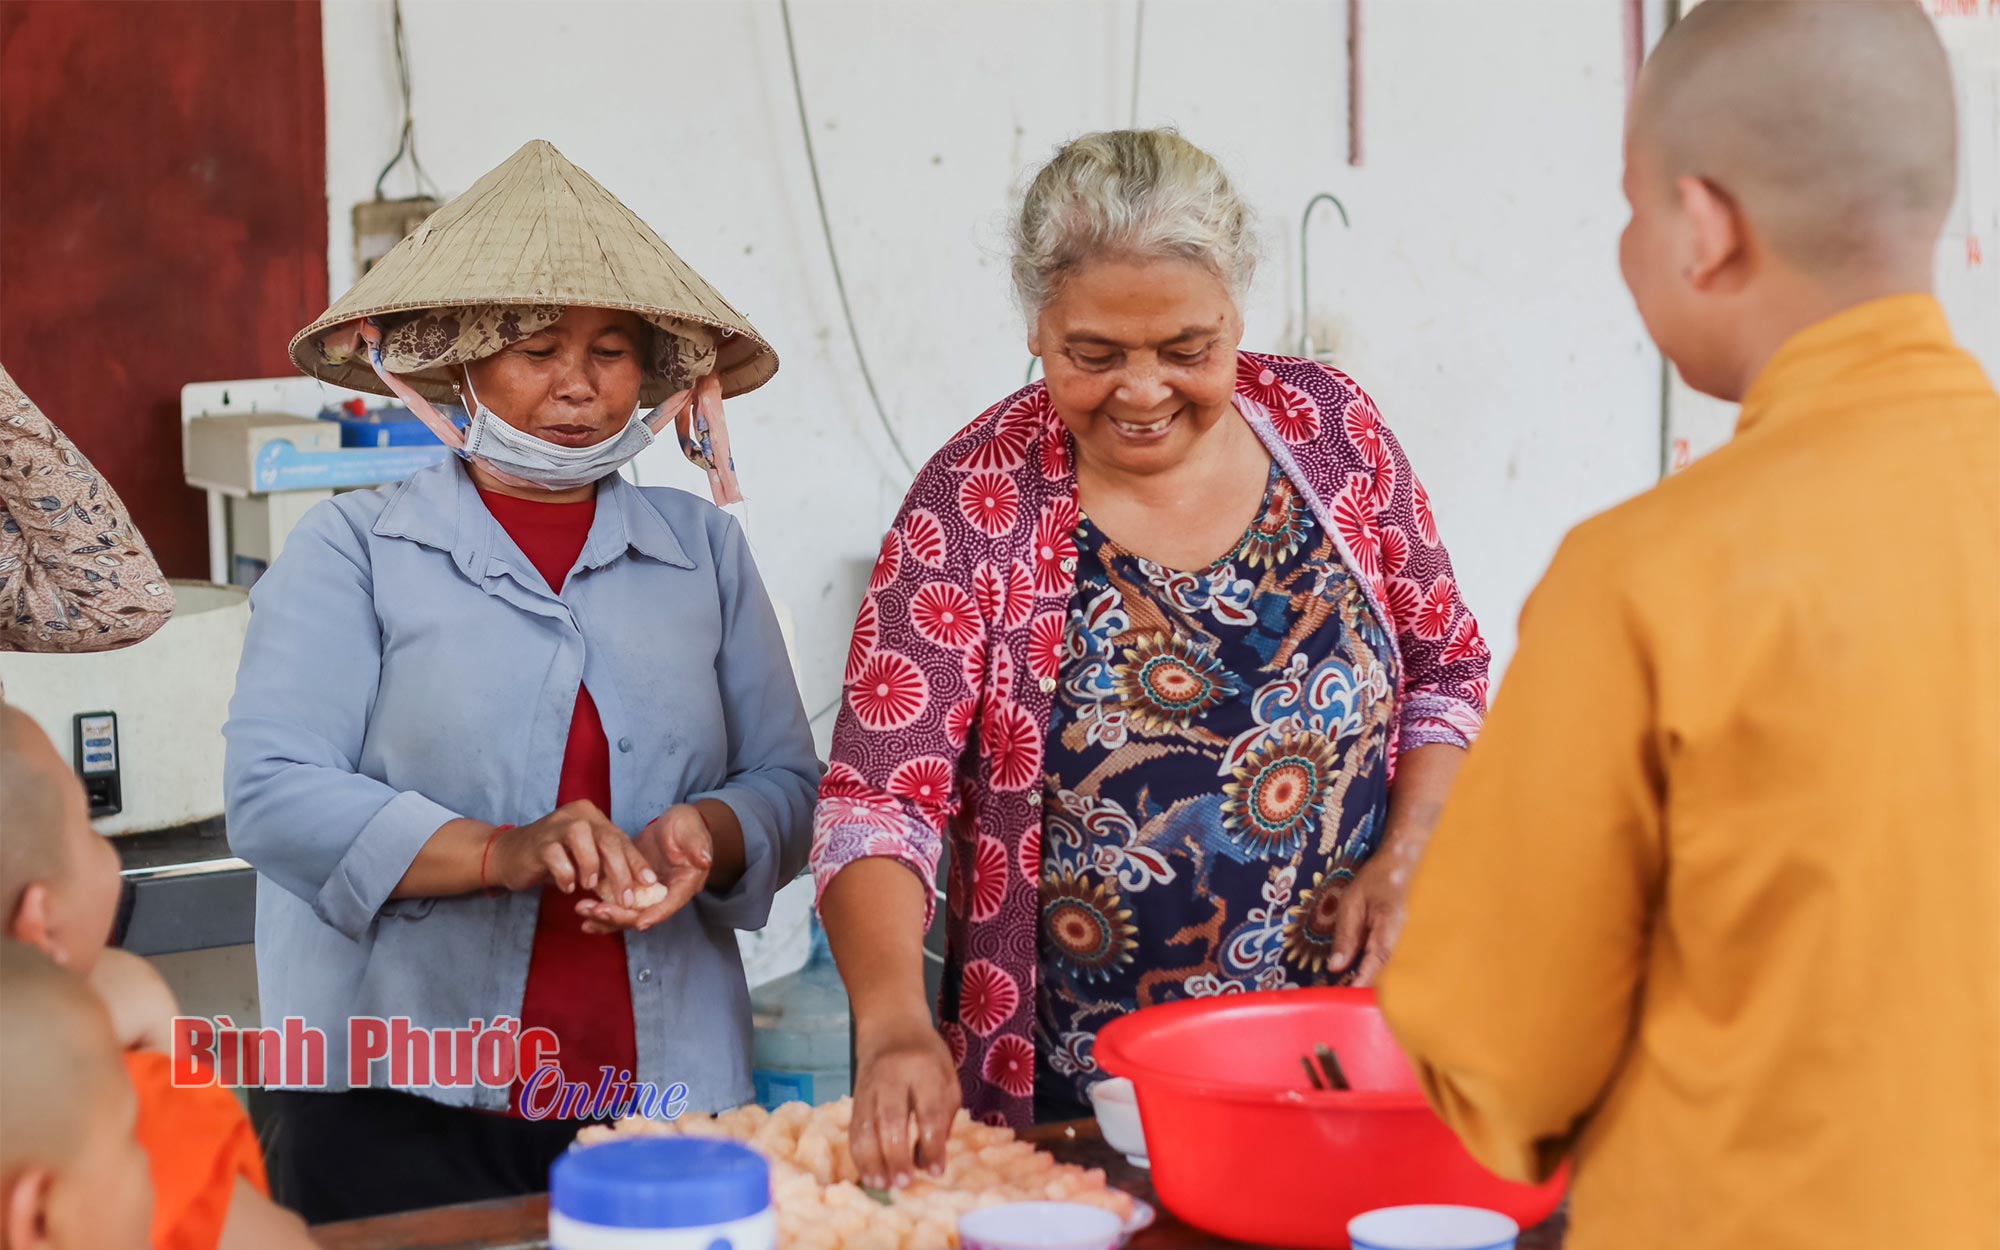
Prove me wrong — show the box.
[318,401,456,448]
[549,1138,775,1249]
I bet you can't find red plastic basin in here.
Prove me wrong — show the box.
[1094,988,1567,1249]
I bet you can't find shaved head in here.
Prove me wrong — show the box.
[0,939,153,1250]
[1,705,72,918]
[1,703,122,971]
[1632,0,1956,275]
[0,941,123,1173]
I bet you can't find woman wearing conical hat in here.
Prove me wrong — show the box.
[223,141,818,1220]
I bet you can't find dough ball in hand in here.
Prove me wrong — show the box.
[629,881,670,908]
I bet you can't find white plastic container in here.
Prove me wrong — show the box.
[959,1202,1124,1250]
[1,581,248,834]
[550,1138,775,1249]
[1348,1205,1520,1250]
[1087,1077,1148,1169]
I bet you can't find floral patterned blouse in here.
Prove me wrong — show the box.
[1035,462,1396,1111]
[0,363,175,653]
[813,354,1490,1127]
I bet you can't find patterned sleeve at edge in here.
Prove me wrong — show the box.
[810,445,996,931]
[0,366,176,653]
[1363,394,1490,752]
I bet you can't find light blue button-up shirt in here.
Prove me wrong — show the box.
[224,460,818,1112]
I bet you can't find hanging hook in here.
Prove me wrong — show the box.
[1299,192,1350,362]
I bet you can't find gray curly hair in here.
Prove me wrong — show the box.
[1010,128,1258,320]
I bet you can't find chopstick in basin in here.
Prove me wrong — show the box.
[1304,1044,1351,1092]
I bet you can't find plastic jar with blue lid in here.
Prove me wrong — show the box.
[549,1138,776,1250]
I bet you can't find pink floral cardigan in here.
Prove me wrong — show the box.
[811,353,1490,1126]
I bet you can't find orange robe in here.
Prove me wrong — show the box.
[124,1052,270,1250]
[1380,296,2000,1250]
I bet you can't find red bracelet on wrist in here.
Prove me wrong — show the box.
[480,825,514,896]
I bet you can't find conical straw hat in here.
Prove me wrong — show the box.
[290,140,777,405]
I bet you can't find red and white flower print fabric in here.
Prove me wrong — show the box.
[810,354,1489,1127]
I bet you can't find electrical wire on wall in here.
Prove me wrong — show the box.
[777,0,921,480]
[808,693,841,727]
[777,0,916,725]
[352,0,444,281]
[375,0,440,201]
[796,0,1146,732]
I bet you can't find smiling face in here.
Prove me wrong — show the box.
[1028,257,1244,479]
[459,306,648,449]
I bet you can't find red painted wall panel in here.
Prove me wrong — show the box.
[0,0,327,578]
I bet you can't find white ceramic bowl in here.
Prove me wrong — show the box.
[1087,1077,1149,1168]
[1348,1205,1520,1250]
[959,1202,1124,1250]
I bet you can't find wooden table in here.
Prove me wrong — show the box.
[312,1122,1567,1250]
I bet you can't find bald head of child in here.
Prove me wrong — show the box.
[0,941,154,1250]
[1620,0,1956,401]
[0,705,122,973]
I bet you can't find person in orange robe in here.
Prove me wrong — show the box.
[1379,5,2000,1250]
[0,704,316,1250]
[0,941,154,1250]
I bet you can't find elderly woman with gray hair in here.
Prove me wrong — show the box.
[811,129,1491,1182]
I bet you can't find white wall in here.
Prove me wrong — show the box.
[323,0,1674,749]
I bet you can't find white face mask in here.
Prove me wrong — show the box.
[354,317,735,502]
[457,373,655,492]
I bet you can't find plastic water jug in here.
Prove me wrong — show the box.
[749,918,851,1108]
